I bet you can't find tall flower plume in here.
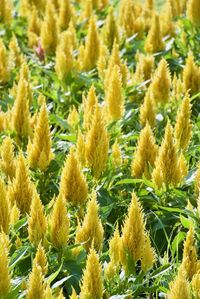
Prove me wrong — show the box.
[0,0,13,24]
[152,122,182,188]
[82,15,100,71]
[40,0,58,53]
[151,58,171,104]
[12,78,31,139]
[104,41,127,87]
[168,269,191,299]
[80,248,103,299]
[181,227,198,280]
[102,6,119,50]
[0,180,10,234]
[50,194,69,249]
[139,90,156,128]
[0,136,16,180]
[55,31,73,81]
[33,243,48,276]
[58,0,74,31]
[28,191,47,247]
[85,105,109,178]
[187,0,200,26]
[145,15,164,53]
[75,191,104,252]
[105,65,124,122]
[27,101,54,171]
[83,85,98,131]
[183,52,200,96]
[8,152,34,214]
[0,233,11,297]
[59,147,88,206]
[120,192,155,274]
[174,92,192,151]
[0,39,10,84]
[131,123,158,179]
[26,263,46,299]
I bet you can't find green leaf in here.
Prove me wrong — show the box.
[10,247,29,270]
[172,231,186,252]
[46,262,63,284]
[109,296,130,299]
[151,264,172,278]
[180,215,192,229]
[51,276,73,289]
[115,178,143,186]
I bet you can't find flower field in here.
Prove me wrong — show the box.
[0,0,200,298]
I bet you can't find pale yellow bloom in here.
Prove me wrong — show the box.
[105,65,124,121]
[75,191,104,252]
[131,123,158,179]
[80,248,103,299]
[8,153,34,214]
[50,194,69,248]
[174,92,192,151]
[145,15,164,53]
[28,192,47,247]
[0,136,16,180]
[0,233,11,297]
[187,0,200,26]
[0,180,10,234]
[85,105,109,178]
[27,102,54,171]
[59,147,88,206]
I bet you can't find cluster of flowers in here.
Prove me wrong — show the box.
[0,0,199,298]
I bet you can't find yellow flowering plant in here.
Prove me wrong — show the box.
[0,0,199,298]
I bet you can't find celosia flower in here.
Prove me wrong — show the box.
[85,105,109,178]
[134,53,154,84]
[0,39,10,84]
[139,90,156,128]
[50,194,69,248]
[183,52,200,96]
[105,65,124,121]
[102,6,119,50]
[55,31,73,81]
[111,141,122,168]
[40,1,58,53]
[33,243,48,276]
[58,0,74,31]
[191,273,200,299]
[80,248,103,299]
[82,16,100,71]
[104,41,127,87]
[187,0,200,26]
[0,180,10,234]
[8,152,34,214]
[152,122,182,188]
[120,192,146,274]
[12,79,31,139]
[145,14,164,53]
[168,270,191,299]
[131,123,158,179]
[27,101,54,171]
[26,263,46,299]
[174,92,192,151]
[83,85,98,131]
[75,191,104,252]
[0,136,16,180]
[0,233,11,297]
[0,0,13,24]
[181,227,198,279]
[28,191,47,247]
[151,58,171,104]
[59,147,88,206]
